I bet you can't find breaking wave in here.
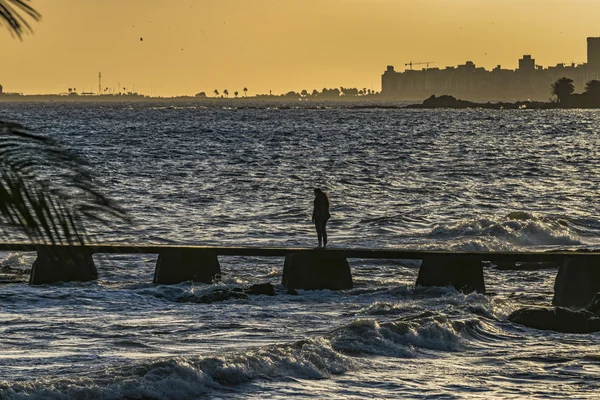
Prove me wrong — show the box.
[428,212,582,251]
[0,310,502,399]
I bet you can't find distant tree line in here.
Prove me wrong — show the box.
[199,87,379,99]
[195,87,380,99]
[551,77,600,107]
[197,87,249,98]
[278,87,379,99]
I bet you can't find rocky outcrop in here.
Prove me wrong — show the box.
[493,261,560,271]
[246,283,276,296]
[404,95,552,110]
[178,288,248,304]
[509,293,600,333]
[177,283,276,304]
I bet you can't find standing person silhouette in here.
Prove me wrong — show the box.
[312,188,331,248]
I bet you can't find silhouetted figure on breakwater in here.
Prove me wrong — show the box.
[312,188,331,248]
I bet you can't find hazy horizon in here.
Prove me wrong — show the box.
[1,0,599,96]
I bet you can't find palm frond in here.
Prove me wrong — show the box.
[0,121,130,244]
[0,0,40,38]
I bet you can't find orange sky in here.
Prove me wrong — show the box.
[1,0,599,96]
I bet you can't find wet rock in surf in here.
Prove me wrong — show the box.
[509,292,600,333]
[553,257,600,307]
[177,283,276,304]
[493,261,560,271]
[416,257,485,294]
[0,264,30,284]
[178,288,248,304]
[246,283,275,296]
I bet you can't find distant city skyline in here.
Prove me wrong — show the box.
[382,37,600,101]
[1,0,600,96]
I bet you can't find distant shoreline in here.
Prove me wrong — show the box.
[0,94,386,103]
[1,93,598,109]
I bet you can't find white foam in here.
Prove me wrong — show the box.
[429,213,582,250]
[0,337,354,399]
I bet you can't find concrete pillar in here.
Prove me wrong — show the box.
[416,257,485,294]
[553,257,600,308]
[282,252,352,291]
[30,246,97,285]
[153,249,220,285]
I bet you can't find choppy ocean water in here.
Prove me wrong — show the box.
[0,101,599,399]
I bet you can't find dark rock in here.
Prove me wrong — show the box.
[494,261,560,271]
[493,261,516,270]
[509,293,600,334]
[553,257,600,307]
[245,283,275,296]
[30,246,97,285]
[404,95,554,110]
[176,284,279,304]
[282,252,352,291]
[0,264,30,284]
[416,257,485,294]
[154,249,221,285]
[287,289,298,296]
[178,289,248,304]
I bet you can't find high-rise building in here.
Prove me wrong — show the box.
[588,37,600,69]
[519,55,535,72]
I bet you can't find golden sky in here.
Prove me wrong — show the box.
[1,0,599,96]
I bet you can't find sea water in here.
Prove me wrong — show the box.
[0,102,599,399]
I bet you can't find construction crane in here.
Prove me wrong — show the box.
[405,61,434,70]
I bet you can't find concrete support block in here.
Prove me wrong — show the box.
[30,246,97,285]
[153,249,220,284]
[553,257,600,308]
[416,257,485,294]
[282,252,352,291]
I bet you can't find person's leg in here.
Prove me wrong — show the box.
[322,221,328,247]
[315,222,322,247]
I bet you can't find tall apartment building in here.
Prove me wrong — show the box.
[588,37,600,69]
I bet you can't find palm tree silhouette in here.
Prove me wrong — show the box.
[243,87,248,97]
[1,2,128,243]
[223,89,229,98]
[584,80,600,97]
[234,91,239,98]
[214,89,219,97]
[0,0,40,38]
[551,77,575,104]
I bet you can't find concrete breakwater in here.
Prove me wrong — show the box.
[1,244,599,309]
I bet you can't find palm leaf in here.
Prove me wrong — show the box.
[0,0,40,38]
[0,121,130,244]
